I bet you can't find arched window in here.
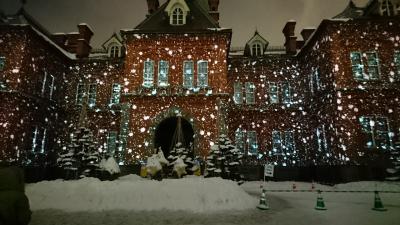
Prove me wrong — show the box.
[380,0,395,16]
[110,45,120,58]
[171,7,184,25]
[251,43,262,56]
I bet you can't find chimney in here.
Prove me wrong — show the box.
[52,33,67,48]
[301,28,316,42]
[76,23,93,58]
[208,0,220,23]
[146,0,159,15]
[282,20,297,55]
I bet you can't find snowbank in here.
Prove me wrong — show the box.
[26,176,256,213]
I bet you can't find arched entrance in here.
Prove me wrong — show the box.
[154,116,194,157]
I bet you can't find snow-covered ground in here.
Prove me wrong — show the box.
[27,177,400,225]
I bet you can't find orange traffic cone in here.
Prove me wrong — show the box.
[372,191,387,211]
[257,189,270,210]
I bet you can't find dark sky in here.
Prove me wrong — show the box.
[0,0,369,48]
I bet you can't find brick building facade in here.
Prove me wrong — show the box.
[0,0,399,168]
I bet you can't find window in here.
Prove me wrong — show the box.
[41,71,47,96]
[110,83,121,105]
[158,60,169,86]
[107,131,117,155]
[88,84,97,107]
[235,128,245,153]
[269,82,278,104]
[251,43,262,56]
[247,131,258,155]
[143,60,154,88]
[394,51,400,80]
[272,131,282,155]
[233,82,243,105]
[350,52,363,80]
[48,75,55,100]
[314,68,321,90]
[380,0,395,16]
[366,52,380,79]
[183,61,194,88]
[350,51,380,80]
[76,83,85,105]
[282,82,291,104]
[110,46,120,58]
[171,7,184,25]
[0,56,5,71]
[245,82,255,104]
[316,125,329,153]
[284,131,295,155]
[359,116,391,150]
[31,126,46,153]
[197,60,208,87]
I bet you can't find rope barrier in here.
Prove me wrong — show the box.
[263,190,400,193]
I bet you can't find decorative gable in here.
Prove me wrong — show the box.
[165,0,190,25]
[245,31,269,57]
[102,33,123,58]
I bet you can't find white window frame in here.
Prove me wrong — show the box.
[171,6,184,25]
[107,131,118,155]
[49,74,55,100]
[41,128,47,153]
[88,83,97,107]
[380,0,395,16]
[235,128,245,153]
[269,82,279,104]
[366,51,380,80]
[245,82,255,104]
[0,56,5,71]
[76,83,85,105]
[158,60,169,87]
[109,45,120,58]
[197,60,208,87]
[359,115,392,150]
[251,42,262,56]
[31,126,38,152]
[394,51,400,80]
[284,130,296,155]
[41,71,47,96]
[183,60,194,88]
[282,82,291,104]
[233,82,243,105]
[272,130,282,155]
[110,83,121,105]
[350,52,364,80]
[247,131,258,155]
[143,60,154,88]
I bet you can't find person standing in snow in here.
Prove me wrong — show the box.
[0,161,32,225]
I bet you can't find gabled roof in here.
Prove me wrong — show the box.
[1,7,52,37]
[102,32,123,50]
[333,1,365,19]
[134,0,219,33]
[244,31,269,56]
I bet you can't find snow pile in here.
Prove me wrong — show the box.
[26,176,256,212]
[99,157,120,175]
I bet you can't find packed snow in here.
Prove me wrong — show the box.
[28,180,400,225]
[26,175,256,213]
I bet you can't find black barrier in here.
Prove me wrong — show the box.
[239,165,388,183]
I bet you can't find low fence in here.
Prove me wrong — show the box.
[240,165,387,183]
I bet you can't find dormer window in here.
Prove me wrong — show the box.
[110,45,120,58]
[380,0,396,16]
[165,0,190,26]
[171,7,184,25]
[251,43,263,56]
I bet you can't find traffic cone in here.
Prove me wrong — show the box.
[372,191,387,211]
[315,190,327,210]
[311,181,315,191]
[257,189,270,210]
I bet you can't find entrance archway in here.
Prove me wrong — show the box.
[154,116,194,157]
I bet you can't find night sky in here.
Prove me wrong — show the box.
[0,0,369,48]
